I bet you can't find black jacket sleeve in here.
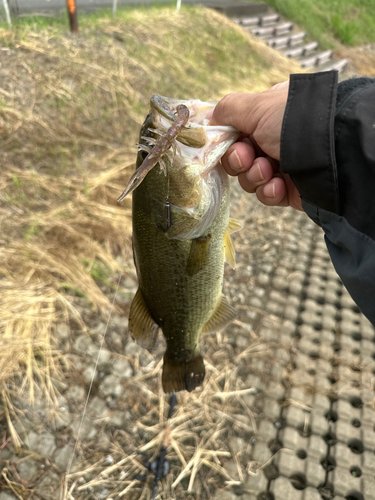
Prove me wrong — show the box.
[280,71,375,325]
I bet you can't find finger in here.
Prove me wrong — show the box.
[237,157,275,193]
[221,139,256,176]
[255,177,288,206]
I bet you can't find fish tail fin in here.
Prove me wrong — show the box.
[162,354,205,393]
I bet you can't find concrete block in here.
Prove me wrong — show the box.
[263,397,282,420]
[325,288,340,305]
[289,280,304,295]
[278,426,327,461]
[273,449,326,487]
[328,467,375,500]
[251,439,272,464]
[265,381,285,401]
[258,327,279,342]
[289,387,312,405]
[284,405,330,436]
[243,470,268,494]
[334,419,375,451]
[266,300,284,315]
[329,441,375,472]
[257,419,278,442]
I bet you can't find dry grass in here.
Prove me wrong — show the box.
[64,331,278,499]
[0,8,305,497]
[336,44,375,76]
[0,5,301,412]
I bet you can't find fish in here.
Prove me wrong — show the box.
[119,95,241,393]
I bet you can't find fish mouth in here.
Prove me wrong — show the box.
[150,94,217,124]
[150,94,240,154]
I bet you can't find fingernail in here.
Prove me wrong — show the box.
[263,182,275,198]
[254,161,264,181]
[228,150,243,171]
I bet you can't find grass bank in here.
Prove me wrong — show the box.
[0,5,300,430]
[262,0,375,48]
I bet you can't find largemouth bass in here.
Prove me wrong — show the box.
[119,95,241,393]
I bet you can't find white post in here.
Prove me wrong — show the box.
[176,0,181,11]
[113,0,118,17]
[2,0,12,30]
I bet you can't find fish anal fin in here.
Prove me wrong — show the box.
[224,231,236,269]
[162,354,205,393]
[202,295,236,334]
[129,288,159,349]
[228,217,242,234]
[186,235,211,276]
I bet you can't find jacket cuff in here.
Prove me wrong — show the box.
[280,71,340,213]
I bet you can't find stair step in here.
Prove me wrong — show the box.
[284,41,318,58]
[235,13,281,27]
[236,16,262,27]
[259,13,281,25]
[267,32,306,49]
[298,50,333,69]
[234,8,348,76]
[251,21,293,38]
[316,58,348,73]
[207,1,269,18]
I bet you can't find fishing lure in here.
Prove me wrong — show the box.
[117,104,190,202]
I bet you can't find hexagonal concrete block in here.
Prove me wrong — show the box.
[273,449,326,488]
[278,427,327,461]
[270,476,322,500]
[328,467,375,500]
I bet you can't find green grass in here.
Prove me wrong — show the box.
[259,0,375,48]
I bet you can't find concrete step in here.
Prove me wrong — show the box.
[233,7,348,75]
[251,21,293,38]
[207,1,268,18]
[316,58,348,73]
[235,13,280,27]
[284,41,319,58]
[259,13,281,25]
[267,32,306,49]
[298,49,333,69]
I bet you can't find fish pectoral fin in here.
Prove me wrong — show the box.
[202,295,236,334]
[186,235,211,276]
[224,218,242,269]
[129,288,159,349]
[224,231,236,269]
[228,217,242,234]
[162,354,205,393]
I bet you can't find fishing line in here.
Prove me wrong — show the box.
[165,169,171,230]
[64,262,125,495]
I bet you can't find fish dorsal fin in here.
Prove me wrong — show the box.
[228,217,242,234]
[224,218,242,269]
[202,295,236,334]
[186,235,211,276]
[129,288,159,349]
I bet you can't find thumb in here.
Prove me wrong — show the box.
[210,92,259,135]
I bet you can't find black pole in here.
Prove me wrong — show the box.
[152,394,177,499]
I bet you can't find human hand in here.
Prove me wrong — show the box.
[211,81,303,211]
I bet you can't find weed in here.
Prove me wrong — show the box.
[263,0,375,48]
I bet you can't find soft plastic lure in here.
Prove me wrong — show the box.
[117,104,189,202]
